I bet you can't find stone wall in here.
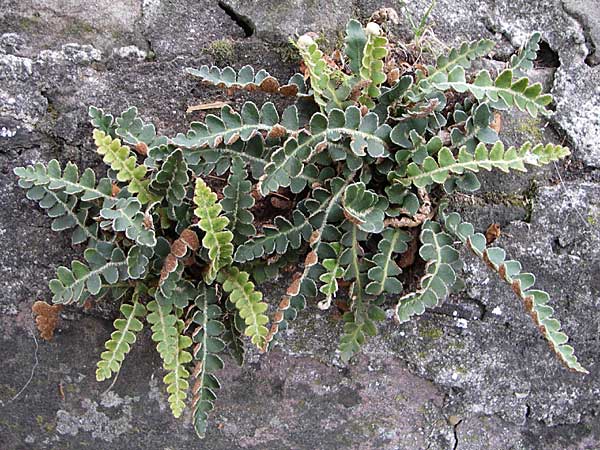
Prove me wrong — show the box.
[0,1,598,449]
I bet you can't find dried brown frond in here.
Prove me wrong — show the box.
[31,301,63,341]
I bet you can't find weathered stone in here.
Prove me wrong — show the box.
[219,0,354,43]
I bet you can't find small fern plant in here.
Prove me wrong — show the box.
[14,16,587,438]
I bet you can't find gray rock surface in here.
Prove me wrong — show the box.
[1,1,599,449]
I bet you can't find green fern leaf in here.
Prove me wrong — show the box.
[193,178,234,283]
[149,148,189,206]
[510,32,541,75]
[338,224,385,361]
[344,19,367,75]
[146,299,178,365]
[342,182,388,233]
[417,39,495,86]
[93,129,158,204]
[296,34,348,110]
[115,106,168,150]
[365,229,410,295]
[186,65,307,97]
[443,211,588,374]
[395,221,461,323]
[89,106,116,137]
[49,243,128,304]
[390,141,570,190]
[318,242,344,309]
[431,67,553,116]
[190,284,225,438]
[258,106,390,195]
[100,197,157,247]
[96,292,146,381]
[358,23,388,108]
[163,319,193,418]
[172,102,298,150]
[221,267,269,349]
[221,156,256,244]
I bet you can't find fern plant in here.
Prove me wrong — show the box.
[14,12,588,439]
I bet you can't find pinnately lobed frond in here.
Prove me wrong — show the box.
[359,22,388,108]
[443,211,588,374]
[186,64,307,97]
[96,290,146,381]
[190,284,226,437]
[193,178,234,284]
[390,141,570,191]
[13,12,587,441]
[93,129,158,204]
[172,101,298,150]
[395,221,461,323]
[49,243,128,305]
[220,267,269,349]
[221,156,256,244]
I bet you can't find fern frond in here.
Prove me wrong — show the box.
[14,159,115,205]
[510,32,541,75]
[163,319,193,418]
[172,102,298,149]
[432,67,552,116]
[115,106,168,150]
[14,159,121,245]
[417,39,495,86]
[394,221,460,323]
[193,178,234,283]
[258,106,390,195]
[296,34,347,110]
[358,23,388,108]
[450,102,499,152]
[149,148,189,206]
[443,212,588,374]
[96,291,146,381]
[390,142,570,190]
[89,106,116,137]
[342,182,388,233]
[126,244,154,279]
[221,267,269,349]
[318,242,345,309]
[186,65,307,97]
[344,19,367,75]
[221,156,256,244]
[19,183,99,245]
[234,210,312,263]
[100,197,157,247]
[49,243,128,304]
[92,129,158,204]
[186,134,270,180]
[191,284,225,438]
[338,224,385,361]
[366,228,410,295]
[146,299,178,365]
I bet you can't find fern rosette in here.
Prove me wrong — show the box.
[13,11,587,440]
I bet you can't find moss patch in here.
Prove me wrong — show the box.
[207,39,235,62]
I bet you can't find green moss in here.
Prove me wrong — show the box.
[419,326,444,340]
[587,215,598,226]
[517,117,543,142]
[63,18,96,37]
[207,39,235,62]
[18,16,41,31]
[275,41,300,64]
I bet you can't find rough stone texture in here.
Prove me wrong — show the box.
[0,1,599,449]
